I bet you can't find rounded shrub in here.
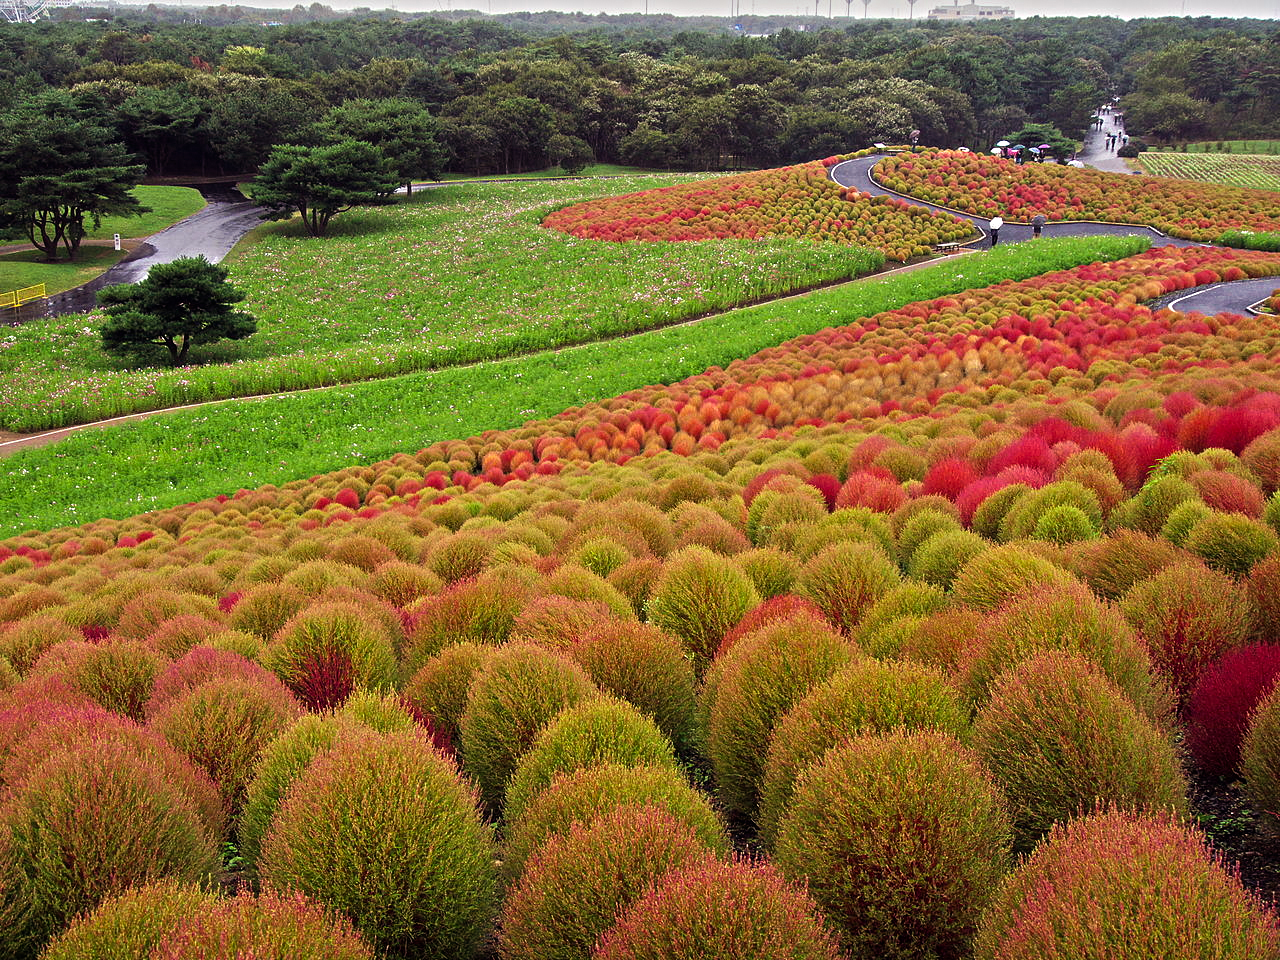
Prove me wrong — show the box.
[1000,481,1103,543]
[39,879,217,960]
[1248,554,1280,640]
[258,728,498,960]
[607,558,664,617]
[1032,504,1099,544]
[227,583,307,640]
[972,809,1280,960]
[1185,510,1278,577]
[368,560,443,607]
[30,639,164,721]
[543,564,635,621]
[146,614,225,660]
[734,547,800,599]
[707,617,853,821]
[497,804,720,960]
[970,483,1032,540]
[501,763,727,887]
[1110,473,1198,536]
[962,582,1168,723]
[715,594,828,659]
[504,697,679,827]
[403,574,532,672]
[1160,499,1214,547]
[401,642,495,748]
[895,508,962,567]
[1120,562,1250,708]
[0,614,81,675]
[973,651,1187,852]
[1185,643,1280,777]
[854,582,949,651]
[149,676,304,814]
[264,601,399,710]
[757,658,970,848]
[513,596,616,648]
[774,729,1013,960]
[148,646,281,717]
[567,621,699,756]
[153,889,375,960]
[458,642,598,809]
[645,546,760,674]
[1067,530,1184,600]
[593,858,842,960]
[952,544,1079,611]
[907,528,989,589]
[796,541,899,634]
[0,736,221,958]
[1242,680,1280,836]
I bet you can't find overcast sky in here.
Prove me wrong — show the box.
[341,0,1280,23]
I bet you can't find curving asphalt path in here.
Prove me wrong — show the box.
[828,155,1201,249]
[1158,277,1280,315]
[39,185,266,318]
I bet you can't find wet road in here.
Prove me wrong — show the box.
[828,155,1200,249]
[41,185,265,318]
[1160,277,1279,315]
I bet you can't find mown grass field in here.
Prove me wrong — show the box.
[0,235,1148,536]
[1139,152,1280,192]
[1148,140,1280,154]
[0,176,882,434]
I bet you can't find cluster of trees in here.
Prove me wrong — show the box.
[5,13,1227,180]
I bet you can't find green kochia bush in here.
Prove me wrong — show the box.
[592,858,843,960]
[1241,681,1280,836]
[39,880,218,960]
[0,736,222,960]
[1184,510,1278,577]
[264,600,399,710]
[972,652,1187,853]
[706,618,853,821]
[645,546,760,675]
[503,697,680,828]
[774,729,1013,960]
[497,804,720,960]
[952,545,1079,612]
[501,763,728,887]
[258,728,498,960]
[757,659,970,849]
[459,642,598,810]
[973,809,1280,959]
[153,889,376,960]
[796,541,899,634]
[401,642,495,748]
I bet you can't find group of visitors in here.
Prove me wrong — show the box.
[987,213,1047,247]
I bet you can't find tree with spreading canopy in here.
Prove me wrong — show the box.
[98,256,257,366]
[252,139,398,237]
[0,91,147,262]
[310,97,448,195]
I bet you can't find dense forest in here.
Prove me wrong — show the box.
[0,10,1277,178]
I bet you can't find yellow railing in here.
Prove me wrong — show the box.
[0,284,47,309]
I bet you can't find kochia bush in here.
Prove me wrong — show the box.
[592,858,843,960]
[774,729,1013,960]
[1184,644,1280,777]
[264,600,399,710]
[1242,680,1280,835]
[258,728,498,960]
[645,546,760,674]
[973,809,1280,959]
[39,879,217,960]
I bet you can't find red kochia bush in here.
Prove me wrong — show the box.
[593,858,843,960]
[716,594,828,659]
[973,809,1280,959]
[1184,643,1280,777]
[29,638,165,721]
[148,646,282,716]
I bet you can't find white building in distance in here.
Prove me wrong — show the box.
[927,1,1014,18]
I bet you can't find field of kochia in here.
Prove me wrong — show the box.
[3,153,1280,960]
[1138,152,1280,193]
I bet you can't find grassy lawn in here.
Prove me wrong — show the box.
[1139,152,1280,192]
[0,175,882,433]
[0,186,205,297]
[0,246,126,297]
[0,235,1148,536]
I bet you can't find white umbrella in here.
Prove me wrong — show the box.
[990,148,1002,155]
[995,140,1011,147]
[1066,159,1085,168]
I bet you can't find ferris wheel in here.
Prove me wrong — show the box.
[1,0,74,23]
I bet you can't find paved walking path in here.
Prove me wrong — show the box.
[828,155,1197,248]
[1078,108,1132,174]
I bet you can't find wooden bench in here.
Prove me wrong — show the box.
[936,242,960,253]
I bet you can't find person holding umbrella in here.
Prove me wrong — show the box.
[989,216,1004,247]
[1031,214,1046,239]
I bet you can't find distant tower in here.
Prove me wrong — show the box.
[845,0,854,13]
[862,0,871,15]
[1,0,72,21]
[907,0,918,16]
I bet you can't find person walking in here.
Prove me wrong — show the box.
[1031,214,1046,239]
[989,216,1003,247]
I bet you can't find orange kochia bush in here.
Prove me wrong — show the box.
[543,152,974,262]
